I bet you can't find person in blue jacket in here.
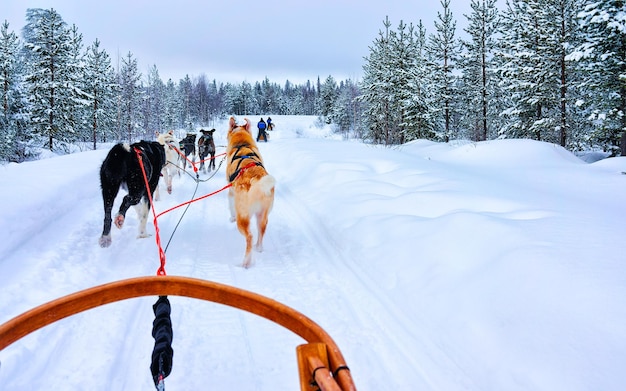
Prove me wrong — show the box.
[267,117,273,131]
[257,117,268,142]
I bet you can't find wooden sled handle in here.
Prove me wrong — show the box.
[0,275,356,390]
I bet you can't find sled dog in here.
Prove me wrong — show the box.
[198,128,216,173]
[179,133,196,171]
[99,140,166,247]
[155,130,180,200]
[226,117,275,268]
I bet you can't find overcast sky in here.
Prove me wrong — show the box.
[4,0,476,85]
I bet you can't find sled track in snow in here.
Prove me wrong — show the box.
[274,183,471,388]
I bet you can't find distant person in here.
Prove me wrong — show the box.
[257,117,268,142]
[267,117,273,131]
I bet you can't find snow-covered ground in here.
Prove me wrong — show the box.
[1,115,626,390]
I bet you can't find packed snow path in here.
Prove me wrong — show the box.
[1,116,626,390]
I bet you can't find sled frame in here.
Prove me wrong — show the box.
[0,275,356,391]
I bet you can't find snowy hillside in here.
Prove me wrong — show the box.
[1,115,626,390]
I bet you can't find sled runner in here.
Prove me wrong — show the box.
[0,275,357,391]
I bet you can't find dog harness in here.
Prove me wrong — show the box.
[228,144,264,182]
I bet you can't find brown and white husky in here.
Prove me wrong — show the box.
[226,116,276,268]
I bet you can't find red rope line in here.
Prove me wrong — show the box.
[170,145,198,174]
[134,148,256,276]
[134,148,167,276]
[171,145,226,173]
[155,183,232,219]
[154,161,256,219]
[198,151,226,166]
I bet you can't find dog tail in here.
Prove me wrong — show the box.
[257,175,276,196]
[100,143,130,186]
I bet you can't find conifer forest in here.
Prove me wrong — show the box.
[1,0,625,162]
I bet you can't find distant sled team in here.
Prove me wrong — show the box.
[98,120,275,268]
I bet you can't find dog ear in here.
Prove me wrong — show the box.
[243,118,251,133]
[229,116,236,131]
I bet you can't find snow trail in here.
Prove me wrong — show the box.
[2,116,626,390]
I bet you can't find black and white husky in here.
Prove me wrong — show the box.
[99,140,166,248]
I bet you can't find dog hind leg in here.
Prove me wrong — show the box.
[254,209,269,253]
[236,216,253,268]
[164,166,173,194]
[254,176,275,253]
[99,175,122,248]
[210,152,216,171]
[99,185,119,247]
[99,143,131,247]
[198,151,205,172]
[134,198,151,238]
[115,192,142,229]
[228,188,236,222]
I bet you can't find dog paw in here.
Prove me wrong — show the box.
[167,186,172,194]
[114,215,125,229]
[254,244,264,253]
[99,235,112,248]
[241,253,253,268]
[137,232,152,239]
[229,216,236,223]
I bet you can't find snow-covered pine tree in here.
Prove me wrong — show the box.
[286,81,303,116]
[65,24,90,145]
[253,82,262,114]
[83,38,118,148]
[427,0,461,142]
[403,20,436,141]
[359,17,393,144]
[535,0,583,148]
[553,0,584,148]
[302,80,317,115]
[0,20,28,162]
[331,79,361,138]
[280,80,295,115]
[497,0,582,145]
[162,78,180,130]
[22,8,76,151]
[573,0,626,155]
[459,0,501,141]
[497,0,549,141]
[178,75,193,128]
[258,77,278,114]
[240,81,257,115]
[143,64,165,133]
[221,82,237,116]
[209,77,223,122]
[388,20,418,144]
[360,17,420,144]
[318,75,338,124]
[118,51,142,141]
[223,81,256,116]
[191,74,210,126]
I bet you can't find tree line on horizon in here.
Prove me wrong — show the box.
[359,0,625,156]
[1,0,625,163]
[0,8,345,162]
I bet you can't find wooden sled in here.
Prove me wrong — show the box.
[0,275,356,391]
